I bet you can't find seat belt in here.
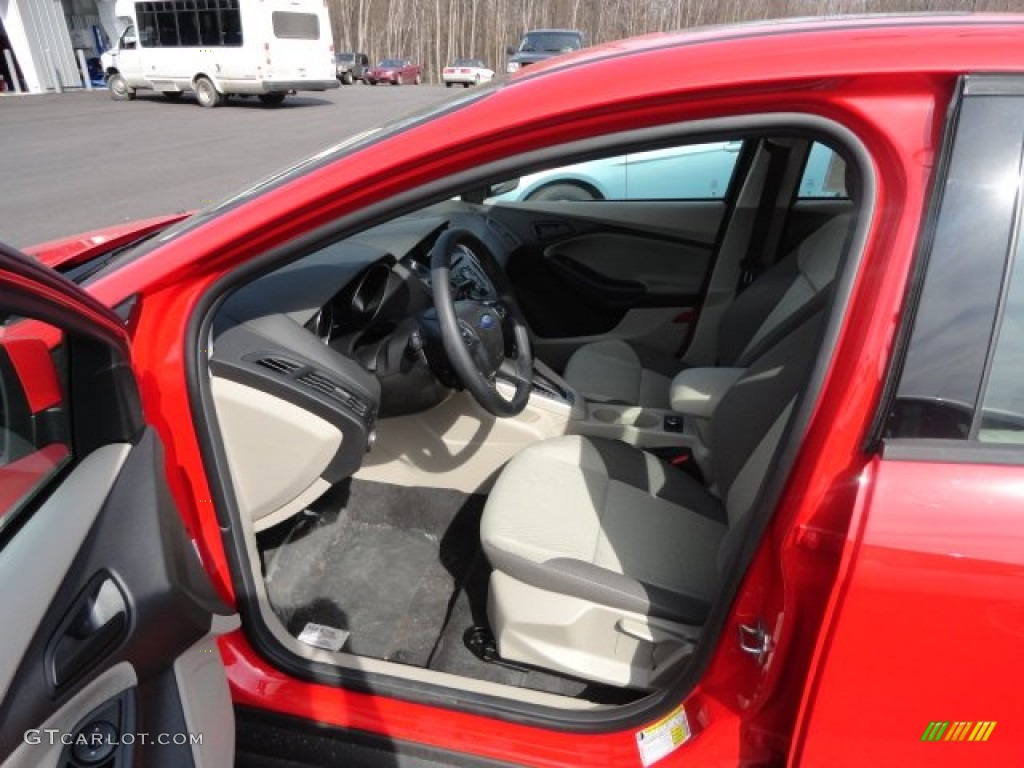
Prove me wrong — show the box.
[737,141,791,293]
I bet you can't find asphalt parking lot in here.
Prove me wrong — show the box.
[0,85,463,248]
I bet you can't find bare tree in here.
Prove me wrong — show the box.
[324,0,1015,83]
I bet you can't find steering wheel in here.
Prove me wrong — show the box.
[429,228,533,417]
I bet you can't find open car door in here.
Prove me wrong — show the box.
[0,244,237,768]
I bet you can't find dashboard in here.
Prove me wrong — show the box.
[208,201,524,460]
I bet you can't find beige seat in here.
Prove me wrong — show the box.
[481,306,827,688]
[563,213,853,409]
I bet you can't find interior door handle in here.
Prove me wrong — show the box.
[49,574,129,689]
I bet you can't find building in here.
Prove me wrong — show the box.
[1,0,122,93]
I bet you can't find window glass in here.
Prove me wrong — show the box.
[139,0,240,46]
[978,221,1024,443]
[272,11,319,40]
[798,143,848,199]
[0,320,71,534]
[888,96,1024,440]
[487,140,742,203]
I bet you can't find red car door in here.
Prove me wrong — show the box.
[791,76,1024,766]
[0,243,238,767]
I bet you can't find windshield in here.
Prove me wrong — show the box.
[519,32,581,53]
[95,84,498,277]
[336,53,354,63]
[454,58,483,67]
[379,59,403,67]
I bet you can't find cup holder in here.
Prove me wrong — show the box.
[590,408,659,429]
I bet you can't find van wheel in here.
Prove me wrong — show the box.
[341,71,353,85]
[108,73,135,101]
[259,93,286,106]
[195,76,222,108]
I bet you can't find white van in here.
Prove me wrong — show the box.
[100,0,337,107]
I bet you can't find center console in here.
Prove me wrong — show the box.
[527,362,702,452]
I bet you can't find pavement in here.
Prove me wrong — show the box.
[0,85,463,248]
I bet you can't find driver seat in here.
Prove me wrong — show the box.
[480,306,826,688]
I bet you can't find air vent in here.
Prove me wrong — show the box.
[298,371,371,418]
[256,356,301,375]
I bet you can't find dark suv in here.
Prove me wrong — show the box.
[506,29,585,73]
[335,52,369,84]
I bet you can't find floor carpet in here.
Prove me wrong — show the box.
[259,478,641,704]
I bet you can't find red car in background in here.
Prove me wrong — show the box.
[3,15,1024,768]
[366,57,422,85]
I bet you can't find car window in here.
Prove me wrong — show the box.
[977,213,1024,443]
[887,94,1024,441]
[798,142,848,199]
[0,319,71,533]
[487,140,742,203]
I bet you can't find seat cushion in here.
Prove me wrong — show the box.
[481,435,727,624]
[563,340,683,409]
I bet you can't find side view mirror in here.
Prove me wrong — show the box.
[0,337,65,464]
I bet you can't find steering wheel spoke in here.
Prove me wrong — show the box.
[430,229,533,417]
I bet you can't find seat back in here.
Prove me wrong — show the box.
[711,302,830,573]
[717,214,852,367]
[716,159,861,367]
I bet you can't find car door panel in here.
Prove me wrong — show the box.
[547,232,710,300]
[0,246,236,768]
[0,430,236,768]
[497,200,724,368]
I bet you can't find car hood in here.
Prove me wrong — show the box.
[25,213,190,271]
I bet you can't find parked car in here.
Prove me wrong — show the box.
[506,28,585,73]
[5,16,1024,768]
[335,52,369,84]
[366,57,421,85]
[488,141,844,202]
[442,57,494,88]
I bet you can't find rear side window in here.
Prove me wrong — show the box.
[887,86,1024,443]
[977,201,1024,443]
[272,11,319,40]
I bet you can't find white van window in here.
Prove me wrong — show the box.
[272,11,319,40]
[136,0,242,48]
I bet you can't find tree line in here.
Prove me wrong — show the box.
[327,0,1024,82]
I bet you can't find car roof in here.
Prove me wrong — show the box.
[515,14,1024,81]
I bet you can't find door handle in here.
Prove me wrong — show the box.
[49,575,129,688]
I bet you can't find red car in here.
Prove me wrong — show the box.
[3,15,1024,767]
[366,57,422,85]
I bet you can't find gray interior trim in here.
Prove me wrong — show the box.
[173,635,235,768]
[0,444,130,705]
[488,549,713,625]
[1,662,136,768]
